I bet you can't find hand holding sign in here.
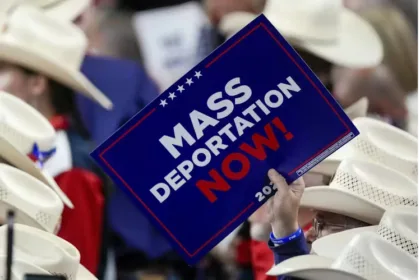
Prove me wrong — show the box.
[92,15,359,264]
[267,169,305,238]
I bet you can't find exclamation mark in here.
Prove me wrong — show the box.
[272,117,294,141]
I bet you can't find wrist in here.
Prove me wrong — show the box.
[271,220,299,238]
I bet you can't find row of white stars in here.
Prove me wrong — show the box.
[160,71,203,107]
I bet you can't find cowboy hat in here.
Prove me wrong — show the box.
[267,232,418,280]
[0,4,112,109]
[301,159,418,224]
[0,91,73,208]
[24,0,92,21]
[219,0,383,68]
[0,163,63,233]
[344,97,369,120]
[0,223,97,280]
[311,117,418,182]
[0,255,51,280]
[312,206,418,259]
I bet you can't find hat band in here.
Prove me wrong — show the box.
[334,247,383,278]
[27,143,56,168]
[377,223,418,258]
[332,170,418,208]
[353,137,418,181]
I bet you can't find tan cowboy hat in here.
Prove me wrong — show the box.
[0,255,51,280]
[0,92,73,208]
[219,0,383,68]
[344,97,369,120]
[0,224,97,280]
[0,4,112,109]
[312,117,418,182]
[301,159,418,224]
[267,232,418,280]
[0,163,63,233]
[24,0,92,21]
[312,206,418,259]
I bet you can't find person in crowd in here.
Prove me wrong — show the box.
[332,65,408,128]
[343,0,418,37]
[360,5,417,95]
[265,157,417,280]
[28,1,196,279]
[218,0,384,278]
[0,4,113,276]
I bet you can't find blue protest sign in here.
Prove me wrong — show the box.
[91,14,359,264]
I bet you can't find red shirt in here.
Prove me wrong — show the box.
[56,169,104,274]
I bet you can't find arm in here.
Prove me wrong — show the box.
[265,169,308,280]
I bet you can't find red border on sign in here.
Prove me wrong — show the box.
[99,22,351,257]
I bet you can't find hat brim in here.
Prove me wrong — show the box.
[300,186,384,224]
[0,137,74,208]
[76,262,97,280]
[266,255,365,280]
[44,0,91,21]
[219,10,382,68]
[0,39,112,110]
[312,226,377,259]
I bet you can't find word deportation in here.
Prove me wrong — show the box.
[152,76,300,203]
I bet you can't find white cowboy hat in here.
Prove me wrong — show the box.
[344,97,369,120]
[312,206,418,259]
[0,4,112,109]
[0,163,63,233]
[267,232,418,280]
[219,0,383,68]
[0,224,97,280]
[312,117,418,182]
[0,91,73,208]
[301,159,418,224]
[24,0,92,21]
[0,255,52,280]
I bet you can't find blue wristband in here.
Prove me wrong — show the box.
[270,228,303,245]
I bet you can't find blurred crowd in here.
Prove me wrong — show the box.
[0,0,417,280]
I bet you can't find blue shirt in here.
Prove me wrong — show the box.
[78,55,159,144]
[269,234,309,280]
[78,55,173,259]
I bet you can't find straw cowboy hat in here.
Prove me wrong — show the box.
[23,0,92,21]
[301,159,418,225]
[312,117,418,182]
[344,97,369,120]
[0,255,52,280]
[312,206,418,259]
[219,0,383,68]
[0,164,63,233]
[0,224,97,280]
[267,232,418,280]
[0,4,112,109]
[0,92,73,208]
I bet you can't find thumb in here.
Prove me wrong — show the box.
[268,169,288,194]
[289,177,305,195]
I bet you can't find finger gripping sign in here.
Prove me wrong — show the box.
[91,15,359,264]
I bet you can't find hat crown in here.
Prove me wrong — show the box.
[0,224,81,280]
[331,159,417,209]
[377,206,418,258]
[332,232,417,279]
[2,5,86,71]
[351,117,418,181]
[0,164,63,232]
[0,92,55,154]
[264,0,341,41]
